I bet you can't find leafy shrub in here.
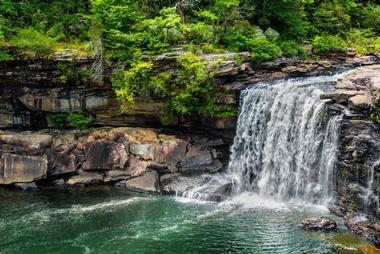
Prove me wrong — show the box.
[112,61,154,111]
[312,35,347,53]
[280,41,306,57]
[112,52,222,118]
[345,29,378,54]
[49,112,91,129]
[49,113,67,129]
[68,112,91,130]
[360,4,380,34]
[247,37,281,63]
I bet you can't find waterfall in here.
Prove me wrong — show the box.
[228,75,344,205]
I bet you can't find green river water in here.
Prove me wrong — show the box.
[0,187,378,254]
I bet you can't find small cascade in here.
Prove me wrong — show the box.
[228,75,345,205]
[362,159,380,213]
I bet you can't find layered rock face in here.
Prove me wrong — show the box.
[321,65,380,246]
[1,52,378,140]
[0,127,227,193]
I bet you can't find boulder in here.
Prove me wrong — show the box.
[123,171,159,193]
[83,141,128,171]
[129,143,156,160]
[0,153,47,184]
[299,217,337,231]
[47,151,77,176]
[348,94,371,109]
[180,147,223,174]
[158,139,188,172]
[125,157,154,177]
[66,173,104,186]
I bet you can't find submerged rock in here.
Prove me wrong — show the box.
[300,217,337,231]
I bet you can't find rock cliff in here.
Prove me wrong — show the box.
[321,65,380,246]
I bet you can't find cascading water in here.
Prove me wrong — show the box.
[227,74,345,205]
[176,73,348,206]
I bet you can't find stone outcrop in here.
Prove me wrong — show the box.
[300,217,338,231]
[0,127,226,193]
[321,64,380,246]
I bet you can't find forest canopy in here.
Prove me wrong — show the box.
[0,0,379,119]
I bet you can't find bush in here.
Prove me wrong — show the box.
[360,4,380,34]
[247,37,281,62]
[345,29,378,54]
[68,112,91,130]
[280,41,306,57]
[49,113,67,129]
[312,35,347,53]
[112,61,154,111]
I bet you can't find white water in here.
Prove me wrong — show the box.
[227,74,346,206]
[176,73,348,208]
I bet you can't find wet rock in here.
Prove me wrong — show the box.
[0,153,47,184]
[345,215,380,247]
[66,173,104,186]
[160,173,181,193]
[300,217,337,231]
[123,171,159,193]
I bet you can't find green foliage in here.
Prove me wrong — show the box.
[1,0,380,117]
[312,35,347,53]
[49,112,91,129]
[10,28,58,55]
[247,37,281,63]
[280,41,306,57]
[345,29,379,54]
[359,4,380,34]
[68,112,91,130]
[49,113,67,129]
[112,53,224,118]
[112,61,154,111]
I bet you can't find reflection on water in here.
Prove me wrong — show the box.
[0,187,378,254]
